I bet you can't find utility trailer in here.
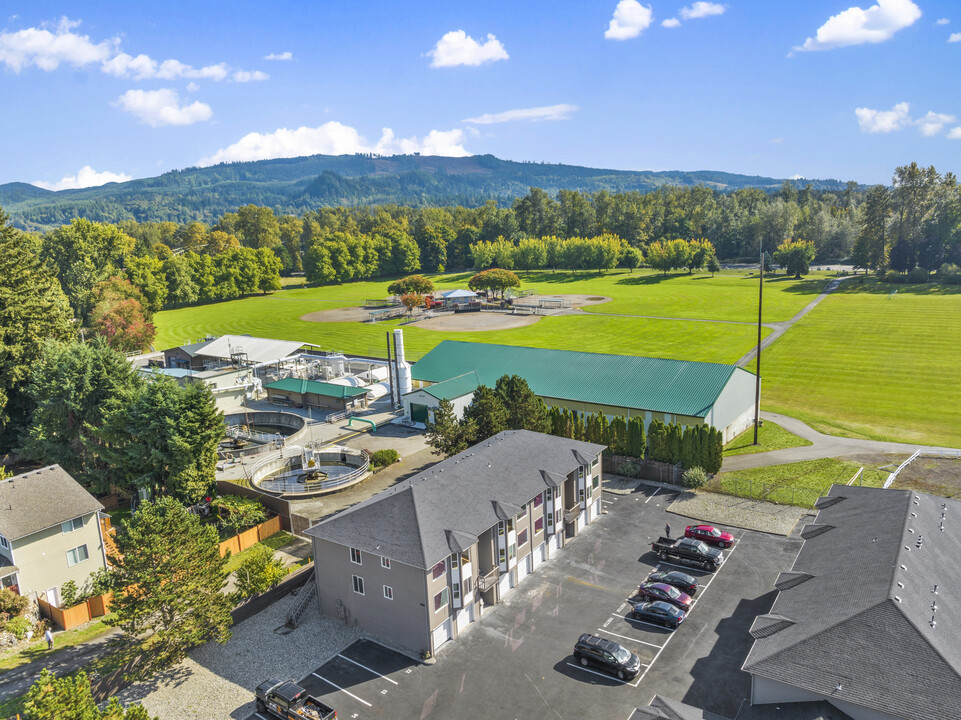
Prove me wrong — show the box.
[255,679,336,720]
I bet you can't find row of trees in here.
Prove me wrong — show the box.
[647,420,724,473]
[469,234,629,273]
[548,407,647,457]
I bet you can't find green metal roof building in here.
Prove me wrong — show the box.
[410,341,758,442]
[402,372,480,425]
[264,377,369,412]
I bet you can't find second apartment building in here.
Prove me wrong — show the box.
[306,430,606,656]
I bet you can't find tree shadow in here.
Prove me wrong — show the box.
[832,277,961,297]
[615,273,684,286]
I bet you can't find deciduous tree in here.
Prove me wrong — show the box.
[773,239,816,278]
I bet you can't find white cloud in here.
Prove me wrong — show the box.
[948,127,961,139]
[34,165,132,191]
[936,18,950,25]
[793,0,921,52]
[680,2,726,20]
[950,32,961,42]
[0,16,263,82]
[427,30,508,67]
[186,81,200,92]
[197,122,469,166]
[916,110,956,136]
[770,137,784,144]
[855,102,912,132]
[605,1,654,40]
[662,18,682,28]
[264,51,292,61]
[0,16,114,72]
[233,70,269,82]
[114,88,213,127]
[462,104,579,124]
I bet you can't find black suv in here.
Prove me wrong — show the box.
[572,633,641,680]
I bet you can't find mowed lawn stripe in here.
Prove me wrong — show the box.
[762,281,961,448]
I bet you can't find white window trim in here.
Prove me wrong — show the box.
[434,587,449,613]
[66,544,89,567]
[61,517,83,535]
[350,547,362,565]
[0,534,8,549]
[352,575,365,595]
[383,585,393,600]
[381,556,390,569]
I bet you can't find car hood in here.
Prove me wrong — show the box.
[706,547,723,559]
[720,531,734,542]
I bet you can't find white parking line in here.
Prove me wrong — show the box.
[596,626,665,648]
[337,653,399,685]
[619,613,678,632]
[311,672,372,707]
[565,662,636,685]
[644,488,661,504]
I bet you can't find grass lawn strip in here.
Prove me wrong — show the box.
[223,531,298,574]
[723,421,813,456]
[0,615,115,672]
[714,458,889,507]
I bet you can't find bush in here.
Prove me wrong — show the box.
[60,580,80,609]
[681,467,709,489]
[937,263,961,284]
[210,495,267,535]
[370,449,399,468]
[233,544,287,601]
[884,270,904,283]
[5,615,32,640]
[0,588,29,618]
[906,266,929,284]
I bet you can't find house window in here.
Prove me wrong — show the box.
[350,548,362,565]
[61,517,83,534]
[433,588,449,612]
[535,517,544,534]
[383,585,393,600]
[381,557,390,569]
[432,559,446,580]
[533,494,543,508]
[352,575,365,595]
[66,545,89,567]
[517,505,527,520]
[452,582,460,601]
[518,529,528,547]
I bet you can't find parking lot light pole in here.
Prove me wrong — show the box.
[753,246,763,445]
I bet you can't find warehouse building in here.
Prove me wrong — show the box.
[411,341,757,442]
[402,371,480,424]
[306,430,605,656]
[742,484,961,720]
[264,377,369,412]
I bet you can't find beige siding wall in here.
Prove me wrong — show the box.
[312,537,431,653]
[12,513,106,601]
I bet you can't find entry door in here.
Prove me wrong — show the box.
[45,587,59,607]
[410,404,429,423]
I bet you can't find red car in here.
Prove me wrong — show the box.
[685,524,734,549]
[636,582,693,611]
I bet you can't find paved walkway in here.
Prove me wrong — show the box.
[722,411,961,471]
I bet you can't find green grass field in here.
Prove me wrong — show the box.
[723,421,812,456]
[762,279,961,448]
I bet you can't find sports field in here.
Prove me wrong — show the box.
[762,279,961,448]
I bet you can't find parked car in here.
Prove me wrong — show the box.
[573,633,642,680]
[646,570,698,596]
[636,581,693,611]
[685,524,735,548]
[630,600,686,629]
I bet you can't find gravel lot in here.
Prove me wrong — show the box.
[116,590,418,720]
[667,490,806,536]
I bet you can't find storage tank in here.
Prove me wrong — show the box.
[366,382,391,400]
[328,376,365,387]
[393,329,413,397]
[361,366,389,383]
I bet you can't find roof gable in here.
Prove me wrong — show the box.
[421,372,480,401]
[0,466,103,540]
[411,341,740,417]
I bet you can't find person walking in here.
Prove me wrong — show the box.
[665,522,671,539]
[44,627,54,651]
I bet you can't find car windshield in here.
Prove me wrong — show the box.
[694,540,709,553]
[613,646,632,663]
[707,528,721,536]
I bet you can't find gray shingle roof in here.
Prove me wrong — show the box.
[306,430,605,570]
[0,465,103,541]
[629,696,728,720]
[743,484,961,720]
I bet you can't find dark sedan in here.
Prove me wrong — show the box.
[629,600,686,629]
[636,582,693,611]
[646,570,698,596]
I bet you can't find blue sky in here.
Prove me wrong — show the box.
[2,0,959,189]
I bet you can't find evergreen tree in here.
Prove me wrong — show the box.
[548,406,563,436]
[597,414,610,447]
[667,423,683,464]
[698,425,711,470]
[647,419,667,462]
[706,427,724,474]
[679,427,696,469]
[109,497,232,680]
[609,416,627,455]
[573,412,585,441]
[424,399,474,457]
[24,669,157,720]
[233,544,288,601]
[562,408,573,438]
[462,385,508,443]
[626,416,646,458]
[494,374,549,433]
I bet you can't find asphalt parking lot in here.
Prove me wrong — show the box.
[247,484,802,720]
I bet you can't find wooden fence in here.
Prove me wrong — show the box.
[218,515,283,558]
[38,592,114,631]
[603,454,681,485]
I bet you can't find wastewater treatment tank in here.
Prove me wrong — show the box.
[249,446,370,498]
[219,411,308,459]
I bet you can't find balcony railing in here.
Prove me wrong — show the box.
[477,567,500,592]
[565,505,581,524]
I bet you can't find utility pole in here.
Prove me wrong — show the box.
[753,246,763,445]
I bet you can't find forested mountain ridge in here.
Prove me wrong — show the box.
[0,153,853,231]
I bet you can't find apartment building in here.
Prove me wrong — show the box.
[306,430,606,655]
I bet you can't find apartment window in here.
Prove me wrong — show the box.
[592,475,600,490]
[0,534,7,549]
[452,582,460,601]
[498,548,506,563]
[381,556,390,569]
[508,544,516,560]
[433,587,449,612]
[383,585,393,601]
[432,559,446,580]
[555,510,562,525]
[66,544,88,567]
[497,521,505,536]
[517,505,527,520]
[518,529,528,547]
[578,487,586,503]
[533,494,543,508]
[546,512,554,531]
[592,457,599,468]
[461,552,470,566]
[352,575,365,595]
[535,517,544,534]
[450,553,458,568]
[463,576,472,595]
[507,518,514,532]
[61,517,83,534]
[350,547,362,565]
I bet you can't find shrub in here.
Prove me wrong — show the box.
[884,270,904,283]
[370,449,399,469]
[60,580,80,609]
[0,588,29,618]
[5,615,32,640]
[937,263,961,284]
[233,544,287,601]
[906,266,929,284]
[681,467,709,489]
[210,495,267,535]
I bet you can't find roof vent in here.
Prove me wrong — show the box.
[934,584,939,594]
[897,581,904,588]
[749,614,796,639]
[895,596,902,603]
[911,512,917,517]
[930,617,937,628]
[834,683,843,693]
[908,528,914,533]
[775,571,814,591]
[916,535,923,548]
[932,602,938,612]
[900,564,907,571]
